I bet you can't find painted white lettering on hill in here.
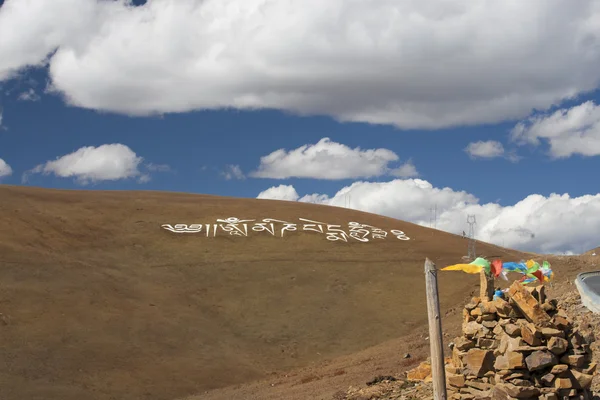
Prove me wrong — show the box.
[161,217,410,242]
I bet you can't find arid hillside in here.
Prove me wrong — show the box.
[0,185,529,400]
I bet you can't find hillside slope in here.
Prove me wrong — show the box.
[0,185,527,400]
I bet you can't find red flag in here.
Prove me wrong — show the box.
[491,259,503,277]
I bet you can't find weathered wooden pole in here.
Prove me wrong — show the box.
[424,258,447,400]
[480,269,495,302]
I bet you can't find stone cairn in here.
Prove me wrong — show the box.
[446,273,596,400]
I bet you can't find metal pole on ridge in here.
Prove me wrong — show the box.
[424,258,447,400]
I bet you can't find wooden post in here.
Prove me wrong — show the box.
[424,258,447,400]
[479,269,495,302]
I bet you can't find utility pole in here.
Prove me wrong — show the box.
[424,258,447,400]
[429,205,437,229]
[467,215,477,260]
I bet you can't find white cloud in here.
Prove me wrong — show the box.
[145,163,172,172]
[389,159,419,178]
[511,101,600,158]
[23,143,145,185]
[250,138,417,179]
[221,164,245,180]
[17,88,40,101]
[257,184,300,201]
[0,158,13,178]
[2,1,600,129]
[257,179,600,254]
[465,140,505,159]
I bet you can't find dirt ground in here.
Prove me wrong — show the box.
[186,255,600,400]
[0,185,595,400]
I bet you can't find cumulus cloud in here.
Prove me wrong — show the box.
[221,164,245,180]
[257,179,600,254]
[250,138,417,179]
[0,158,13,178]
[17,88,40,101]
[465,140,505,159]
[23,143,146,185]
[389,160,419,178]
[511,101,600,158]
[257,185,300,202]
[1,1,600,128]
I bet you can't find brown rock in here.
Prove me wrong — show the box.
[478,301,497,315]
[513,345,549,352]
[445,364,461,374]
[464,308,475,323]
[508,305,525,319]
[507,282,552,326]
[406,361,431,381]
[465,297,481,311]
[541,301,556,313]
[447,373,466,388]
[525,285,546,304]
[550,364,569,375]
[452,347,466,368]
[492,297,512,318]
[491,382,540,399]
[466,380,492,391]
[498,334,525,354]
[480,313,497,322]
[455,336,476,351]
[551,315,570,330]
[540,373,555,386]
[568,330,585,348]
[471,307,483,317]
[464,349,495,377]
[570,369,593,389]
[475,326,492,339]
[521,323,542,346]
[482,320,497,329]
[540,327,564,339]
[553,377,573,389]
[559,354,585,368]
[493,324,505,336]
[504,372,529,381]
[582,362,597,375]
[494,351,525,370]
[477,338,498,349]
[547,337,568,355]
[525,351,558,371]
[504,324,521,337]
[463,321,483,338]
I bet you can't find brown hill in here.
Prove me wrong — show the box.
[0,185,528,400]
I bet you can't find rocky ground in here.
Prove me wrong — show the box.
[338,280,600,400]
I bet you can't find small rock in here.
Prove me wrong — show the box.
[547,337,568,355]
[525,351,558,371]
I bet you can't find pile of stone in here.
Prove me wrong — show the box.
[446,280,596,400]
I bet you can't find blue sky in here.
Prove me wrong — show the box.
[1,0,600,254]
[2,67,598,205]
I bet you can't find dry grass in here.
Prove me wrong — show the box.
[0,185,548,400]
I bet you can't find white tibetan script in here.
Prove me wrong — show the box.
[161,217,410,242]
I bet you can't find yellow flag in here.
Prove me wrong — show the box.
[441,264,484,274]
